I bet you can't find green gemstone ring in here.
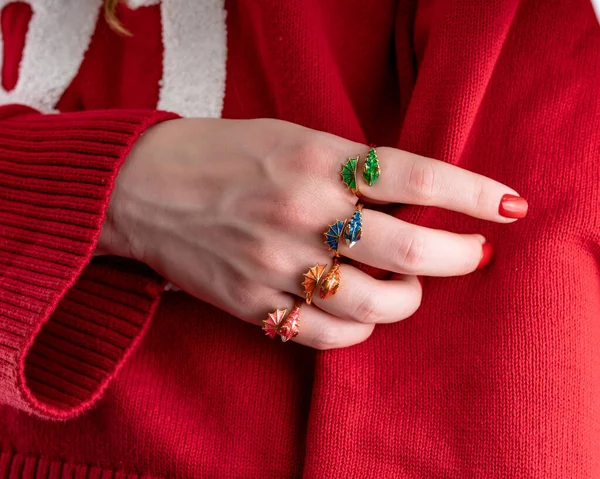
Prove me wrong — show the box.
[362,147,380,187]
[340,148,381,195]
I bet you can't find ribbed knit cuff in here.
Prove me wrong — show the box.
[0,106,178,419]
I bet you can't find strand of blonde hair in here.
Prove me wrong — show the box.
[104,0,131,36]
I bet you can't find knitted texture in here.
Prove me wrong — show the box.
[0,450,161,478]
[0,106,177,419]
[1,1,599,478]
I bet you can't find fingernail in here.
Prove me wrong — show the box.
[417,275,424,287]
[499,194,528,219]
[477,242,494,269]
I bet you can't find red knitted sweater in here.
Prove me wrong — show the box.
[0,1,599,477]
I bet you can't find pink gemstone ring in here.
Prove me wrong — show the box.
[262,299,302,342]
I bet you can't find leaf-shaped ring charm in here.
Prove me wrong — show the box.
[262,308,288,339]
[362,147,381,187]
[319,259,341,300]
[278,300,302,342]
[343,204,363,248]
[302,263,327,305]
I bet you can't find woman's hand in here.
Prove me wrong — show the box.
[98,118,527,350]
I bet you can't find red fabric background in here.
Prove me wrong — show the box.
[0,0,599,477]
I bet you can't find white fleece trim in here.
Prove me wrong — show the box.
[0,0,100,112]
[592,0,600,23]
[126,0,160,9]
[0,0,228,118]
[158,0,227,118]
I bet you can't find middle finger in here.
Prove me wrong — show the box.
[339,208,488,276]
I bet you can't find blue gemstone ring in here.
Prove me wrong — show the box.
[344,204,363,248]
[323,204,364,253]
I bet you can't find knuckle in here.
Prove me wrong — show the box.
[263,191,305,228]
[253,241,289,276]
[391,234,426,272]
[349,294,383,324]
[229,280,259,311]
[291,138,325,174]
[311,323,340,351]
[407,161,439,202]
[470,179,486,212]
[312,322,375,351]
[289,131,343,176]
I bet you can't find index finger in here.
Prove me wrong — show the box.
[349,146,528,222]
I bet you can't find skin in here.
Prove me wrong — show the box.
[96,118,523,350]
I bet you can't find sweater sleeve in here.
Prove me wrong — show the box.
[0,104,178,420]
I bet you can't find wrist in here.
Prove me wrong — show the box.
[96,123,164,260]
[96,199,134,259]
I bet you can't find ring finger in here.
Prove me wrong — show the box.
[282,263,422,324]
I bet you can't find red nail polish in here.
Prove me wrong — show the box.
[477,242,493,269]
[499,194,528,219]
